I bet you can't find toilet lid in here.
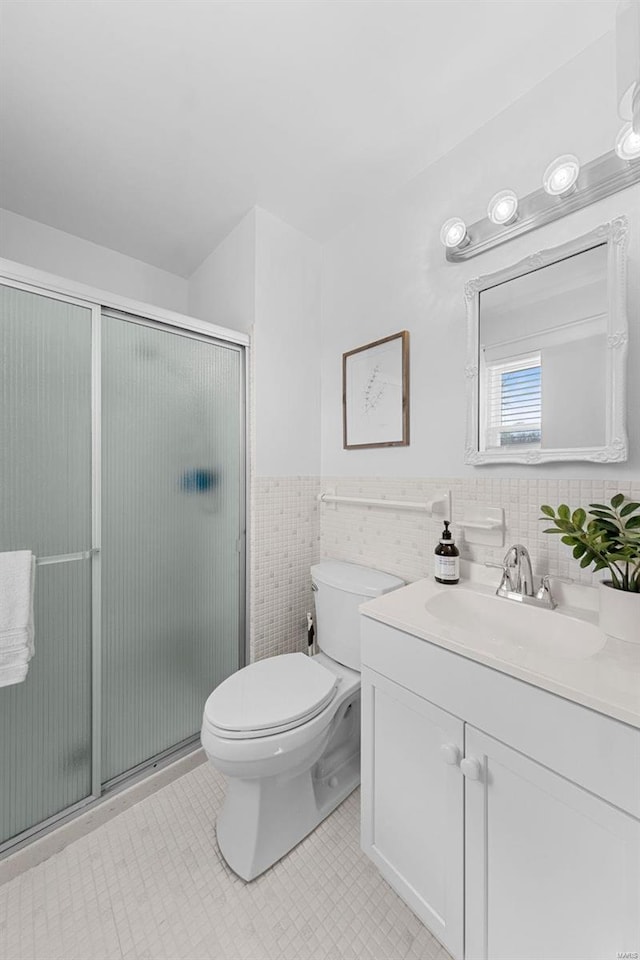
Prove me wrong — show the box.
[204,653,338,737]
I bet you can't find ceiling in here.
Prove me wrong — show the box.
[0,0,618,277]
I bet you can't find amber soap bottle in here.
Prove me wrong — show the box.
[434,520,460,584]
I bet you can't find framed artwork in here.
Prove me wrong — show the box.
[342,331,409,449]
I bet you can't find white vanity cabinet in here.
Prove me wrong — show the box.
[361,671,464,958]
[360,616,640,960]
[464,726,640,960]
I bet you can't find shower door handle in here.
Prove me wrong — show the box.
[36,548,100,566]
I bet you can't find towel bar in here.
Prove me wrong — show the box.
[317,490,450,518]
[35,548,100,566]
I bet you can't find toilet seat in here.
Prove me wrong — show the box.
[204,653,338,740]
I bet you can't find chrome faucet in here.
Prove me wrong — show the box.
[499,544,535,597]
[487,545,559,609]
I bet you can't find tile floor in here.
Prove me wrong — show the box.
[0,762,452,960]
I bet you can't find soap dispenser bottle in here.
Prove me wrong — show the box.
[434,520,459,584]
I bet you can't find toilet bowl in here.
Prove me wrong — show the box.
[202,652,361,881]
[201,561,403,881]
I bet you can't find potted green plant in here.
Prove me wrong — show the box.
[540,494,640,643]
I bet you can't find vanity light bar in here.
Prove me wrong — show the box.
[443,148,640,262]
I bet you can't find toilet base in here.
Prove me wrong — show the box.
[216,748,360,881]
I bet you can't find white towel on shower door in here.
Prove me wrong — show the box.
[0,550,35,686]
[0,662,29,686]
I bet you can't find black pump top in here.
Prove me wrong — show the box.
[441,520,453,540]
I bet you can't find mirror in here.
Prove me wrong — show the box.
[464,218,629,465]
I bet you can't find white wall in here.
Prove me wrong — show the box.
[188,210,256,333]
[0,208,188,313]
[253,208,321,476]
[321,33,640,480]
[187,206,322,477]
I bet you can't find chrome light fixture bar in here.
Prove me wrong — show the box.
[445,149,640,262]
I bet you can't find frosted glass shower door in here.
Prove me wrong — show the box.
[0,283,93,845]
[101,314,244,783]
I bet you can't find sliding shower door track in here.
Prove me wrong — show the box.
[0,736,202,862]
[101,734,201,794]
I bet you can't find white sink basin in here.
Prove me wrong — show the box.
[425,589,605,660]
[360,571,640,726]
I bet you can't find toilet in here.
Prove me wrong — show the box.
[200,560,404,881]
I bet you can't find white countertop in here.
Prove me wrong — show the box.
[360,571,640,729]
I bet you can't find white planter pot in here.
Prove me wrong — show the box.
[599,582,640,643]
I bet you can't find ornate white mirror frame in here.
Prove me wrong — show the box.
[464,217,629,466]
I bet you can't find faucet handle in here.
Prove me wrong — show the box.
[535,573,574,608]
[538,573,573,589]
[535,575,556,608]
[486,559,514,595]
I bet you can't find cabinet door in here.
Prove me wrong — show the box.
[464,725,640,960]
[361,667,464,959]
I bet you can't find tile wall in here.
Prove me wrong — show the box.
[321,476,640,586]
[249,475,640,662]
[249,477,321,661]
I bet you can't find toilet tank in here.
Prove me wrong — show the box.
[311,561,404,671]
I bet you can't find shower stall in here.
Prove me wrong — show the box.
[0,277,246,851]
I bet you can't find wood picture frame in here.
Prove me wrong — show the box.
[342,331,409,449]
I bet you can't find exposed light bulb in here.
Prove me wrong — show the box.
[439,217,468,248]
[616,0,640,131]
[543,155,580,196]
[487,190,518,225]
[615,121,640,161]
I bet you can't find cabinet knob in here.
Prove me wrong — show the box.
[461,757,482,780]
[440,743,460,765]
